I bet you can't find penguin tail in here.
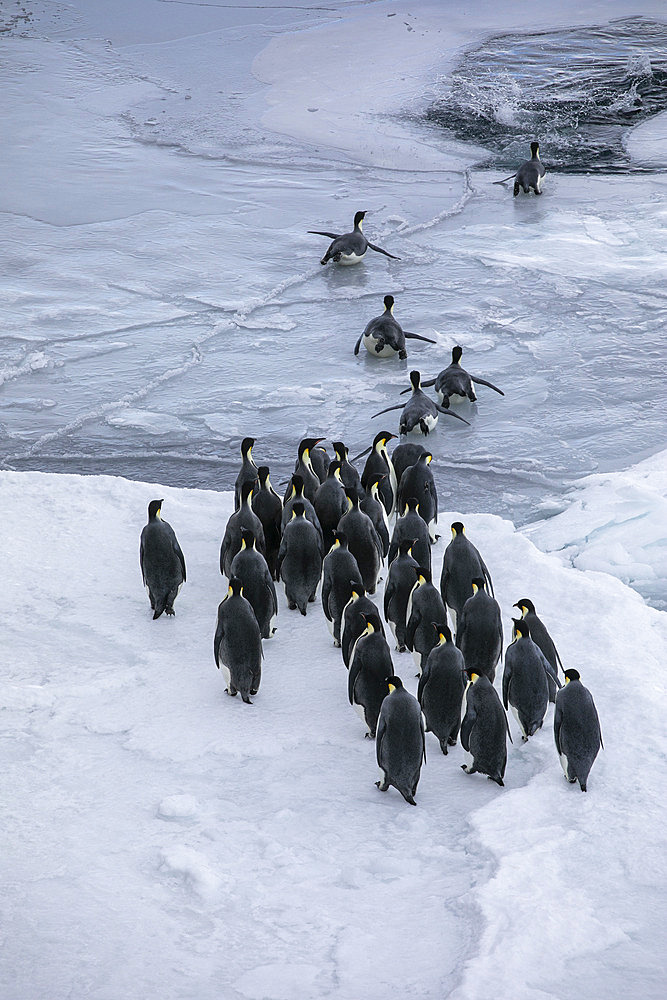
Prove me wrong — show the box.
[153,597,167,620]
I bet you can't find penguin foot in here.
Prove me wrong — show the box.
[226,687,237,698]
[461,764,472,774]
[250,688,258,696]
[521,735,529,743]
[165,607,175,617]
[396,644,406,653]
[333,638,341,648]
[288,601,297,610]
[398,350,407,360]
[308,594,316,603]
[375,780,389,792]
[365,731,376,740]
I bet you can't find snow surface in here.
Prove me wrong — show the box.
[2,470,666,999]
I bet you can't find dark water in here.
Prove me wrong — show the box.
[425,17,667,172]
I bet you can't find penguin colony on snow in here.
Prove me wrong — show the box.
[140,142,602,804]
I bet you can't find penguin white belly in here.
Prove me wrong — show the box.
[427,517,438,543]
[269,612,277,638]
[461,746,474,772]
[447,606,458,637]
[559,752,571,779]
[537,171,546,192]
[353,699,370,732]
[338,251,365,266]
[511,703,528,739]
[419,413,438,434]
[219,661,232,691]
[363,334,397,359]
[411,648,422,671]
[325,614,335,637]
[448,392,468,405]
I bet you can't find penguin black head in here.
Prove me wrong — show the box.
[344,487,360,508]
[147,499,163,520]
[361,611,383,633]
[257,466,270,485]
[471,577,486,593]
[291,501,306,519]
[298,437,324,460]
[332,441,347,460]
[240,481,254,504]
[289,474,306,498]
[327,459,342,479]
[333,530,348,548]
[451,521,465,536]
[240,527,256,549]
[513,598,535,616]
[512,617,530,638]
[373,430,396,449]
[353,210,366,228]
[530,141,540,157]
[383,294,395,312]
[349,579,366,598]
[419,452,433,465]
[452,345,463,364]
[564,669,581,683]
[228,575,244,597]
[241,437,255,457]
[409,370,421,390]
[386,675,404,692]
[398,538,417,556]
[432,622,452,643]
[405,497,420,513]
[368,473,387,490]
[416,566,432,584]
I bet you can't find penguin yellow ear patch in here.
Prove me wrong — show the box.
[388,683,396,693]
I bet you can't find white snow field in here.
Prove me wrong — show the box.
[2,470,666,999]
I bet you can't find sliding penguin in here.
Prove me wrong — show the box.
[220,481,266,578]
[396,452,438,542]
[376,676,426,805]
[234,437,259,511]
[554,669,603,792]
[348,612,394,738]
[456,577,503,683]
[140,499,186,619]
[313,461,348,555]
[252,466,283,581]
[461,671,511,786]
[277,502,323,616]
[354,295,436,359]
[373,370,470,436]
[214,576,262,704]
[229,528,278,640]
[420,346,504,407]
[502,619,550,741]
[388,498,431,572]
[418,624,466,754]
[405,568,448,673]
[337,488,383,595]
[322,531,363,646]
[341,582,385,668]
[286,438,324,504]
[440,522,493,634]
[309,211,400,265]
[360,475,390,559]
[384,539,419,652]
[332,441,364,499]
[360,431,397,516]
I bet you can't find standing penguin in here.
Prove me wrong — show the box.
[277,502,323,616]
[354,294,436,359]
[252,466,283,581]
[220,481,266,578]
[440,522,493,635]
[373,370,470,436]
[418,624,466,754]
[234,437,259,511]
[286,438,324,504]
[321,531,363,647]
[282,475,323,544]
[309,443,331,484]
[309,211,400,266]
[388,498,431,571]
[348,612,395,738]
[214,576,262,704]
[341,581,385,668]
[337,488,383,595]
[554,669,603,792]
[405,568,448,673]
[502,619,551,741]
[390,441,428,487]
[360,475,390,559]
[456,577,503,683]
[229,527,278,640]
[396,452,438,542]
[375,676,426,805]
[384,539,419,652]
[140,499,186,619]
[513,597,564,682]
[511,614,561,702]
[313,461,348,555]
[513,141,546,196]
[420,346,504,407]
[360,431,397,517]
[332,441,364,500]
[460,671,511,786]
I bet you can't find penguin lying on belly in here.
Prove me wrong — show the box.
[308,211,400,266]
[354,295,435,359]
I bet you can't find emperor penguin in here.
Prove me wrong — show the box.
[313,460,348,555]
[417,624,466,753]
[456,577,503,683]
[337,488,383,595]
[220,481,266,578]
[277,502,323,616]
[332,441,365,500]
[140,499,186,619]
[384,538,420,652]
[234,437,259,511]
[404,568,448,673]
[309,211,400,266]
[554,669,603,792]
[360,431,397,517]
[421,346,504,407]
[388,497,431,572]
[321,531,363,646]
[214,576,262,704]
[309,443,331,484]
[360,474,390,559]
[252,466,283,581]
[341,581,385,668]
[229,527,278,639]
[460,671,511,786]
[502,619,551,741]
[390,442,428,487]
[513,597,564,682]
[372,370,470,436]
[396,451,438,542]
[513,141,546,196]
[354,294,436,359]
[375,676,426,806]
[286,438,324,504]
[439,522,493,636]
[348,612,395,738]
[282,474,323,544]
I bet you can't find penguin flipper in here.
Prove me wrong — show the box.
[174,541,186,583]
[492,173,517,185]
[383,579,395,623]
[460,704,476,751]
[470,375,505,396]
[353,335,363,356]
[367,242,400,261]
[405,607,419,652]
[403,332,437,345]
[480,557,494,597]
[436,405,471,426]
[502,664,510,710]
[307,229,340,239]
[371,404,405,419]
